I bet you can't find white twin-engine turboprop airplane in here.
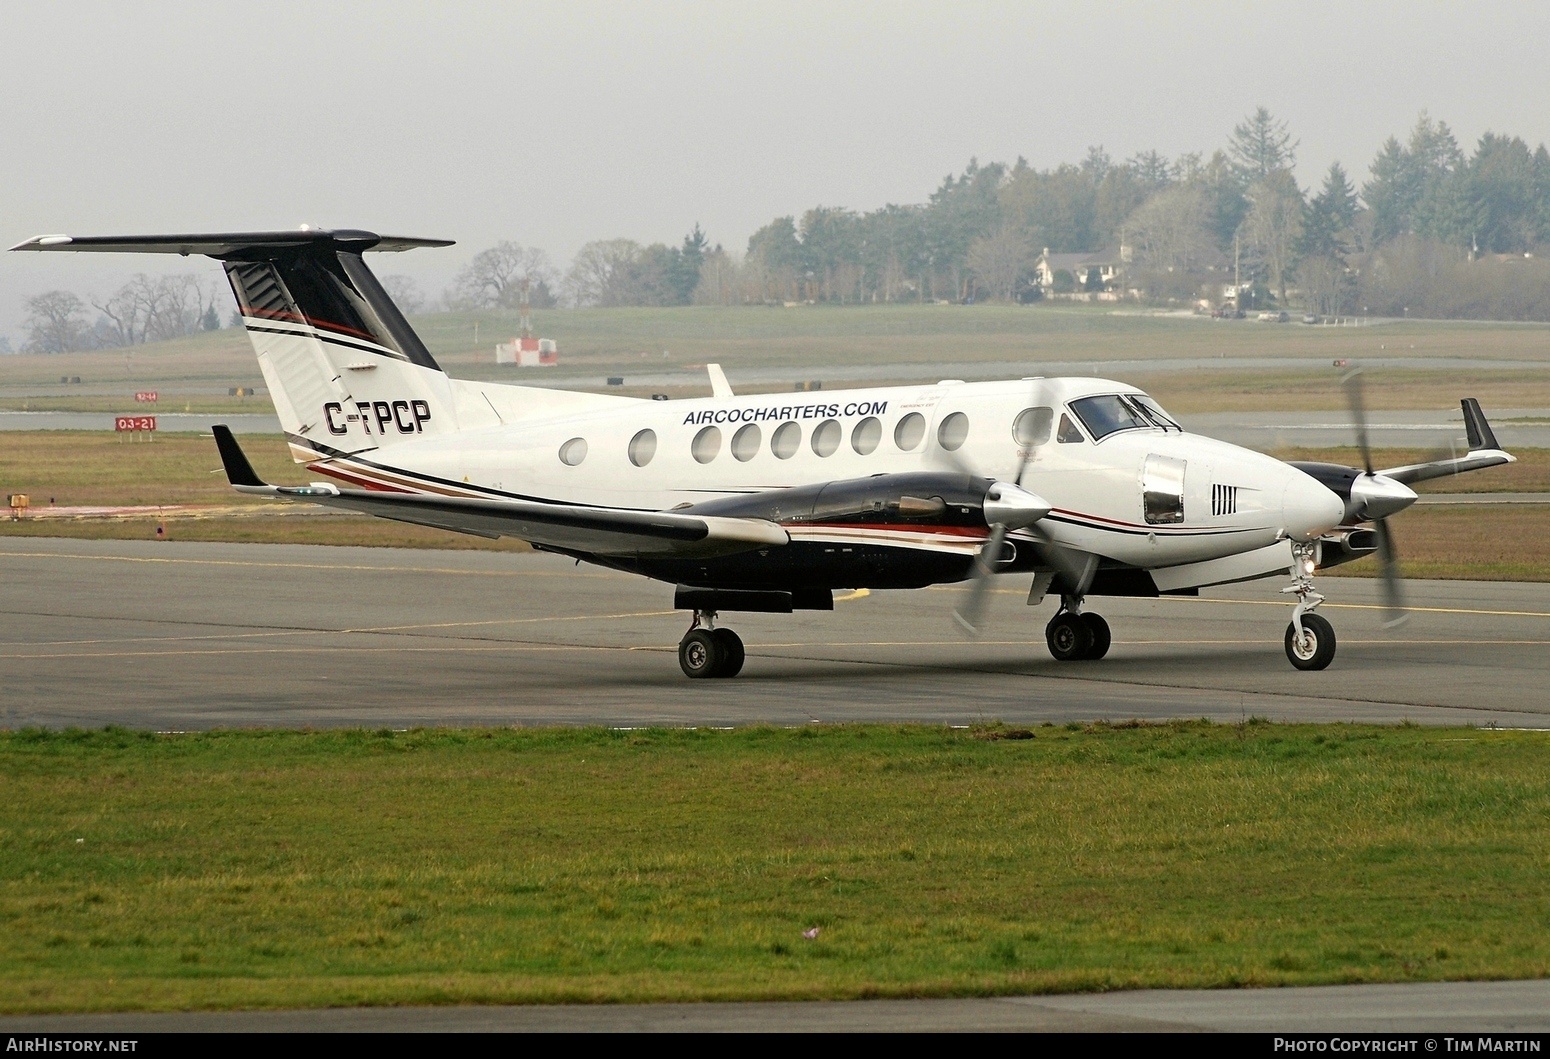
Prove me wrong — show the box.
[12,229,1517,676]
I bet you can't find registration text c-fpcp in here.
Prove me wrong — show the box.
[325,400,432,436]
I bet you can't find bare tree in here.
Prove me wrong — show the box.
[91,274,214,346]
[145,275,207,342]
[1240,170,1305,304]
[564,239,644,306]
[1125,185,1216,273]
[380,274,426,314]
[23,290,89,353]
[692,246,743,305]
[965,228,1032,301]
[1298,255,1349,316]
[450,242,556,309]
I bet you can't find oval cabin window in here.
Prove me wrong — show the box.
[1013,407,1053,446]
[771,421,800,459]
[628,428,657,467]
[691,426,721,464]
[731,423,761,462]
[559,437,588,466]
[811,418,841,457]
[937,412,969,451]
[851,416,881,455]
[894,412,926,450]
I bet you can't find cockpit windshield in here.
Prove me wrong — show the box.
[1069,395,1149,439]
[1068,393,1181,439]
[1130,394,1181,431]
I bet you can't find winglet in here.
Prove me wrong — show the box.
[1461,398,1500,452]
[212,425,267,488]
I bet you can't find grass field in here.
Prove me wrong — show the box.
[2,723,1546,1013]
[3,307,1549,409]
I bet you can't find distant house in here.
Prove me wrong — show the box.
[1034,246,1130,296]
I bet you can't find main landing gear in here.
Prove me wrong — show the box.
[678,610,745,679]
[1283,540,1336,671]
[1045,596,1111,662]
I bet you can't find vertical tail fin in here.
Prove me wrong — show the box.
[221,232,457,457]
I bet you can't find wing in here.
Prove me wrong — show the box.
[212,427,787,558]
[1378,398,1516,485]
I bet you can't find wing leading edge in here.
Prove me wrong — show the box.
[211,426,788,558]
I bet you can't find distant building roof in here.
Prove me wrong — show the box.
[1038,247,1124,270]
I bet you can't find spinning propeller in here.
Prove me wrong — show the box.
[939,382,1089,636]
[1342,371,1410,628]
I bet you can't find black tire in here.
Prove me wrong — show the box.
[1081,613,1111,660]
[679,629,722,679]
[1284,613,1336,671]
[711,629,745,678]
[1046,612,1094,662]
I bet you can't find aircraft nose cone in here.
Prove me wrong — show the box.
[1282,470,1346,541]
[1348,473,1418,521]
[983,482,1052,529]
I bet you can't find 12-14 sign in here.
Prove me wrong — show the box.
[115,416,156,432]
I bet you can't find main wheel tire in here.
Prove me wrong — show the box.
[1046,612,1094,662]
[1284,613,1337,671]
[679,629,722,679]
[711,628,745,678]
[1081,613,1111,660]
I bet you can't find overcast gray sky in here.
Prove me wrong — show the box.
[4,0,1549,343]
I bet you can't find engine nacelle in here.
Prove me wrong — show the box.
[684,471,1001,529]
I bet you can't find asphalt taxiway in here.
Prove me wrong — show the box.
[2,537,1548,730]
[3,980,1549,1032]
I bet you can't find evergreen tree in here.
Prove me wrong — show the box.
[1363,113,1463,245]
[670,224,708,304]
[1300,162,1358,261]
[1227,107,1297,185]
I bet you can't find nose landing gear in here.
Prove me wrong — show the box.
[678,610,745,679]
[1045,596,1111,662]
[1283,540,1336,670]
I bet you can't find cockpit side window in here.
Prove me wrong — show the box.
[1056,413,1086,443]
[1070,394,1150,439]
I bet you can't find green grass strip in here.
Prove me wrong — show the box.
[2,722,1547,1012]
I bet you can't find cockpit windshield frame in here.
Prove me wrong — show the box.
[1068,392,1181,440]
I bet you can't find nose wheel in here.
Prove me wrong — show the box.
[1283,540,1336,670]
[679,611,745,679]
[1045,600,1111,662]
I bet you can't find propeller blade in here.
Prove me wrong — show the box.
[1373,517,1408,627]
[1343,369,1375,475]
[953,522,1009,636]
[1024,521,1092,592]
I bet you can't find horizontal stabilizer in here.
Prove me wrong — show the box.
[8,229,452,258]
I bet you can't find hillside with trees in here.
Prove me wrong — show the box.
[19,108,1550,353]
